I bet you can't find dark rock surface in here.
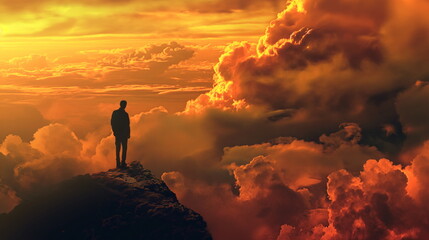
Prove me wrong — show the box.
[0,162,212,240]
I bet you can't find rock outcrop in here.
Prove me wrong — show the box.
[0,162,212,240]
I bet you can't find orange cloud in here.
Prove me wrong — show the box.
[0,122,114,198]
[163,138,429,240]
[185,0,429,155]
[161,124,383,239]
[1,42,196,87]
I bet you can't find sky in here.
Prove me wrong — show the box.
[0,0,284,139]
[2,0,429,239]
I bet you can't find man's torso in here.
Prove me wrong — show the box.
[111,109,129,138]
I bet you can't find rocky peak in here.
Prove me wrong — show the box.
[0,161,212,240]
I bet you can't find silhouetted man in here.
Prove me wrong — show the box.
[111,100,130,168]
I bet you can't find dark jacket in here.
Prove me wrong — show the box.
[111,108,130,139]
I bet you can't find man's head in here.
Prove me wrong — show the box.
[120,100,127,109]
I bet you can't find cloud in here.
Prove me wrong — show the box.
[8,55,49,70]
[0,106,426,240]
[1,42,196,87]
[187,0,284,13]
[0,181,20,214]
[0,0,282,13]
[30,123,82,157]
[0,124,98,193]
[275,142,429,240]
[0,101,414,239]
[0,0,279,39]
[91,107,220,180]
[319,158,427,240]
[0,42,211,134]
[0,0,133,12]
[162,170,307,240]
[158,0,429,238]
[161,124,383,239]
[0,104,48,142]
[74,42,195,72]
[396,82,429,151]
[185,0,429,154]
[163,139,429,240]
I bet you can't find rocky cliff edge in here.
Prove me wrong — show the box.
[0,161,212,240]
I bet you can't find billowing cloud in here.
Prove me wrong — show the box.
[163,0,429,238]
[0,124,96,193]
[163,139,429,240]
[185,0,429,154]
[161,124,383,239]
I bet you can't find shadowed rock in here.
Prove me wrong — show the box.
[0,162,212,240]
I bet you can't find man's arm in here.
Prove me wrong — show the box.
[126,113,130,138]
[111,111,117,135]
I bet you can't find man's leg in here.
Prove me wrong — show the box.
[115,137,121,168]
[121,138,128,168]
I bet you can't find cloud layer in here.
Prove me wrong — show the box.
[1,0,429,240]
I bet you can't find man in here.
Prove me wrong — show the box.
[111,100,130,168]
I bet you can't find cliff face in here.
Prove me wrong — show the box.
[0,162,212,240]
